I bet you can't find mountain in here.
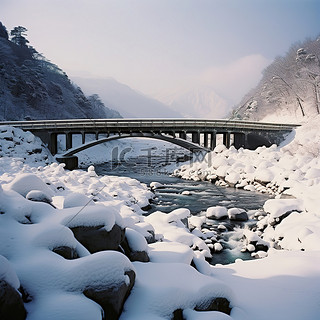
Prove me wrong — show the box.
[0,22,121,121]
[231,36,320,123]
[71,77,182,118]
[158,86,232,119]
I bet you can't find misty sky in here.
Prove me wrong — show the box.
[1,0,320,111]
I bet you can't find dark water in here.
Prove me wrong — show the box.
[94,155,272,265]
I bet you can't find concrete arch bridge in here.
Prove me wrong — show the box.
[1,119,299,169]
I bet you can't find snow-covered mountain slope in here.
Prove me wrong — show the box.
[71,77,182,118]
[232,35,320,123]
[0,22,121,120]
[159,85,232,119]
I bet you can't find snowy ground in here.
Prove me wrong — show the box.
[1,121,320,319]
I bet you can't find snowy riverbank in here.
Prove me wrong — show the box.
[1,123,320,319]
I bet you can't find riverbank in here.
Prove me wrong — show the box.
[1,124,320,319]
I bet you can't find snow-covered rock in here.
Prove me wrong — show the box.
[228,208,248,221]
[206,206,228,220]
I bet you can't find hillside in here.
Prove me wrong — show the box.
[0,23,121,121]
[72,77,182,118]
[232,36,320,123]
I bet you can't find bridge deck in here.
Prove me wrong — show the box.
[0,118,300,131]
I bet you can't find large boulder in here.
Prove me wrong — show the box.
[206,206,228,220]
[121,228,150,262]
[52,246,79,259]
[71,224,125,253]
[84,269,135,320]
[6,173,54,199]
[228,208,248,221]
[0,280,26,320]
[195,296,231,314]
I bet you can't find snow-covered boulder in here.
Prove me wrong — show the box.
[0,255,26,320]
[63,192,93,209]
[71,223,125,254]
[243,229,270,252]
[6,173,54,199]
[150,181,164,190]
[121,228,149,262]
[120,262,233,319]
[148,242,194,264]
[263,199,304,226]
[26,190,53,205]
[228,208,248,221]
[206,206,228,220]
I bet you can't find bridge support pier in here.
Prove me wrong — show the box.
[210,132,216,150]
[56,155,78,170]
[66,132,73,150]
[223,132,231,148]
[233,133,246,149]
[49,132,58,155]
[179,131,187,140]
[204,133,209,148]
[192,131,200,144]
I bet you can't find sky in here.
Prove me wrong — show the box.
[1,0,320,114]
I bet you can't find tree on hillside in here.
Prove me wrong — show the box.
[0,22,8,40]
[295,43,320,114]
[10,26,29,47]
[233,36,320,121]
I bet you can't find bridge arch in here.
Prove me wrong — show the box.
[61,132,209,157]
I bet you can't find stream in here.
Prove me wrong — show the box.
[94,153,273,265]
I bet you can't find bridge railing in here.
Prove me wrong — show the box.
[0,119,300,131]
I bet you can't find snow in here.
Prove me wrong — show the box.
[125,228,148,252]
[0,255,20,289]
[148,241,194,264]
[150,181,164,190]
[1,120,320,319]
[206,206,228,219]
[263,198,304,219]
[120,262,234,320]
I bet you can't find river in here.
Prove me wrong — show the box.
[94,152,273,265]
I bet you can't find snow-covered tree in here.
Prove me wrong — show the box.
[10,26,29,47]
[232,35,320,122]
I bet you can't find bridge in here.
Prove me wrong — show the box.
[0,119,299,169]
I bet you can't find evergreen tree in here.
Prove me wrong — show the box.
[10,26,29,47]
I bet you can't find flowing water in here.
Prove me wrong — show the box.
[94,153,273,265]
